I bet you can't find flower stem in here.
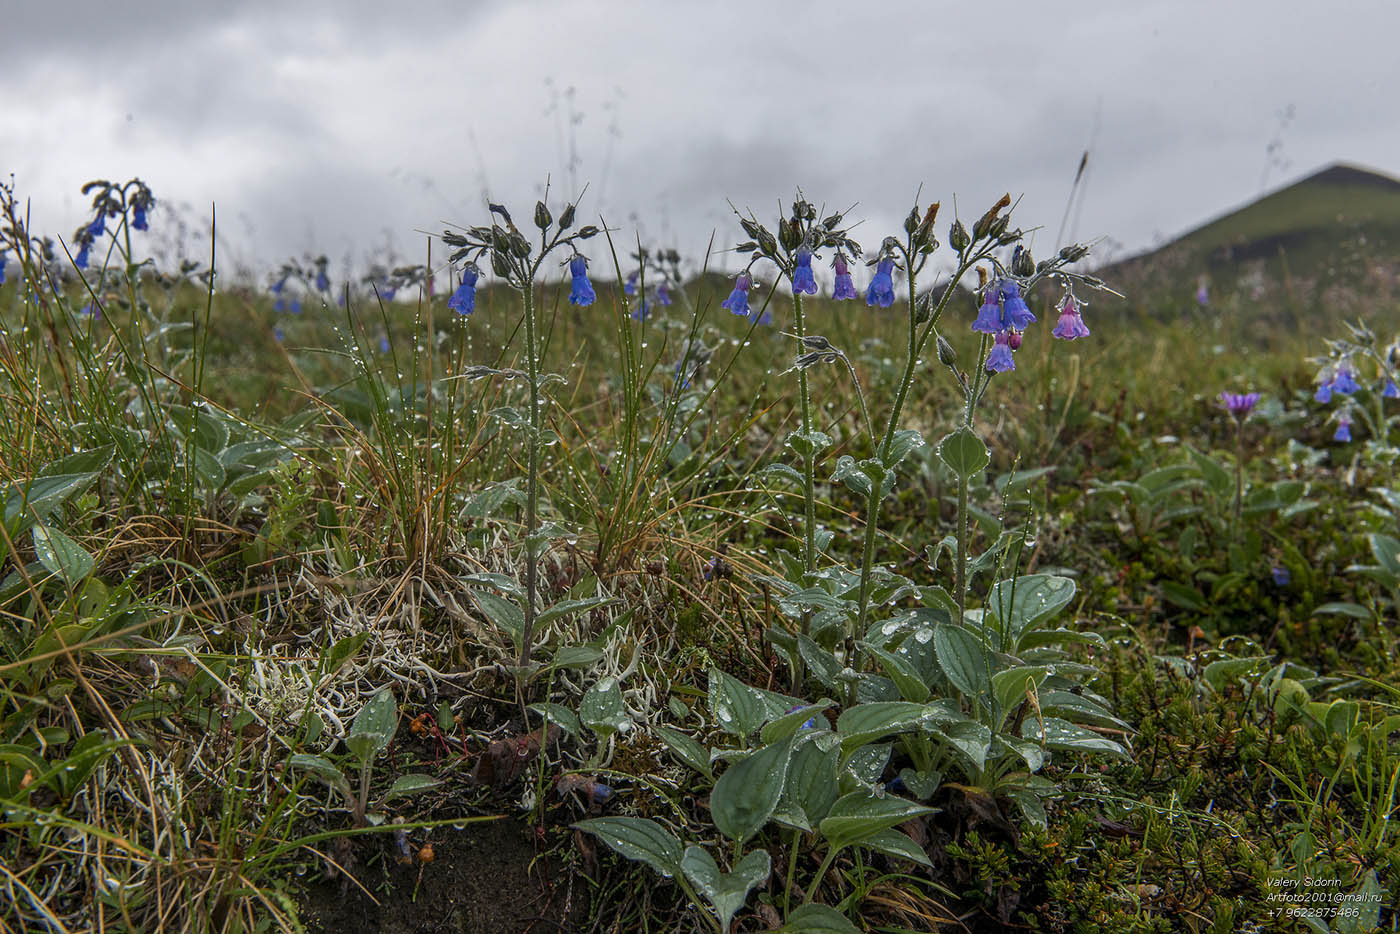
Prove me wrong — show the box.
[520,282,541,668]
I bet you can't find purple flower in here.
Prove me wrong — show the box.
[315,270,329,292]
[972,279,1036,333]
[270,277,286,295]
[750,307,772,327]
[379,334,390,353]
[1271,566,1291,587]
[1334,413,1352,442]
[87,215,106,239]
[568,254,596,306]
[75,245,90,270]
[448,263,479,316]
[0,253,6,285]
[832,253,857,301]
[1052,296,1090,340]
[865,258,895,307]
[1220,391,1261,417]
[655,283,672,306]
[381,286,396,301]
[792,247,817,295]
[274,326,285,343]
[985,330,1017,373]
[132,204,148,231]
[630,298,650,322]
[624,272,638,296]
[290,299,302,314]
[721,272,752,317]
[274,298,286,312]
[1333,365,1359,395]
[1196,283,1208,306]
[1385,379,1400,400]
[80,302,99,319]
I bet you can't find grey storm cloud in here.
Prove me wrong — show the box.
[3,0,1399,280]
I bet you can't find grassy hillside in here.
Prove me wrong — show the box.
[1102,163,1400,325]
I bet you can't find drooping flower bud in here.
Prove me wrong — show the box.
[534,201,552,230]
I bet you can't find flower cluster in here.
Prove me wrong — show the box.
[970,280,1091,373]
[1309,325,1400,444]
[70,178,155,271]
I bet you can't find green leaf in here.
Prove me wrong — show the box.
[547,645,603,669]
[937,428,989,478]
[528,702,582,740]
[881,428,926,470]
[1021,717,1127,759]
[655,725,712,778]
[580,677,630,741]
[933,623,991,702]
[1186,445,1233,499]
[777,734,840,830]
[797,635,842,690]
[3,446,113,537]
[32,524,95,585]
[287,753,352,801]
[985,575,1077,649]
[681,846,770,933]
[708,669,767,738]
[860,827,933,867]
[574,817,684,879]
[835,701,933,752]
[1370,534,1400,574]
[992,666,1051,721]
[780,903,861,934]
[896,767,942,800]
[710,737,793,843]
[537,596,618,627]
[760,702,831,745]
[345,689,397,763]
[861,642,931,703]
[930,719,993,772]
[787,429,833,459]
[842,743,891,787]
[818,791,936,851]
[385,774,442,800]
[319,632,369,679]
[1159,580,1205,612]
[1312,601,1372,620]
[470,589,525,647]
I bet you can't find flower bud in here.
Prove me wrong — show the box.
[949,220,970,251]
[740,218,764,241]
[756,227,779,256]
[1007,331,1023,350]
[534,201,552,230]
[903,207,921,235]
[490,248,512,277]
[972,193,1011,240]
[937,335,957,365]
[558,203,576,230]
[779,218,800,252]
[509,232,531,258]
[989,216,1010,239]
[576,225,600,239]
[914,291,934,323]
[1058,243,1089,263]
[1012,245,1035,277]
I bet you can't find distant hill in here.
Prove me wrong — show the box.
[1098,162,1400,313]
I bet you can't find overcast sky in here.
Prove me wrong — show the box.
[4,0,1398,283]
